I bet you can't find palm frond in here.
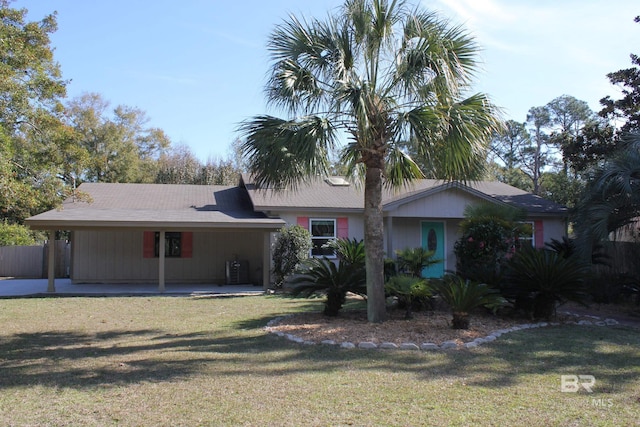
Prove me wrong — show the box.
[394,10,478,98]
[385,145,424,188]
[238,115,336,190]
[575,133,640,244]
[397,93,501,180]
[505,248,589,308]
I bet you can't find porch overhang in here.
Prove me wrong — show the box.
[25,210,285,293]
[25,209,285,232]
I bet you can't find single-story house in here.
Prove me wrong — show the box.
[26,175,568,291]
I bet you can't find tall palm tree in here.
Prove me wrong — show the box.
[239,0,502,322]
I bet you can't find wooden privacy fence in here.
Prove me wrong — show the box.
[0,241,70,278]
[590,241,640,285]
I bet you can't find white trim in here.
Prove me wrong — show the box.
[519,221,535,248]
[309,218,337,258]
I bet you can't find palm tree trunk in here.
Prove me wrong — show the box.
[364,165,386,322]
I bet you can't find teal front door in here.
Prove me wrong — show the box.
[421,222,445,278]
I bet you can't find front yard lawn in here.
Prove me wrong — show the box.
[0,295,638,426]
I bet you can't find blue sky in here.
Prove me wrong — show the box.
[18,0,639,161]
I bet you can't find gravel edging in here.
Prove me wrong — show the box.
[264,313,621,351]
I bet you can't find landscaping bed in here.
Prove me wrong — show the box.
[267,300,635,347]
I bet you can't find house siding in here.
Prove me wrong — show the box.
[391,188,476,218]
[537,217,566,247]
[384,190,567,276]
[72,230,266,284]
[272,206,566,280]
[279,213,365,240]
[384,217,458,273]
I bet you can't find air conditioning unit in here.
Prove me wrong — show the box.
[225,259,249,285]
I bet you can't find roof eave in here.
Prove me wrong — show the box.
[25,219,285,231]
[253,206,364,214]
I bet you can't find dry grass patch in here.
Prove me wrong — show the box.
[0,295,638,426]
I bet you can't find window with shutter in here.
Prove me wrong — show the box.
[143,232,192,258]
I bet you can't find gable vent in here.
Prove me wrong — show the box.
[325,177,350,187]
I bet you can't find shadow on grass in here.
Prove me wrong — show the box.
[228,316,640,392]
[1,293,638,393]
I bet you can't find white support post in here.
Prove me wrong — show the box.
[47,230,56,292]
[158,231,165,292]
[385,216,394,258]
[262,232,271,289]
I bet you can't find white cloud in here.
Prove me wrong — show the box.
[428,0,639,120]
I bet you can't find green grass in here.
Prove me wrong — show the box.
[0,295,638,426]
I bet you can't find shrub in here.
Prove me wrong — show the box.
[0,222,37,246]
[504,247,589,320]
[272,225,312,288]
[453,203,527,287]
[433,275,506,329]
[385,275,432,319]
[288,238,367,316]
[395,247,440,278]
[384,257,397,280]
[288,257,366,316]
[326,238,365,267]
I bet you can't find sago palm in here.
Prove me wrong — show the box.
[240,0,502,322]
[395,247,440,278]
[289,257,367,316]
[434,275,506,329]
[505,247,589,320]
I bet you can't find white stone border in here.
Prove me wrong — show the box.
[264,313,621,350]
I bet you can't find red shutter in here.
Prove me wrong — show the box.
[337,217,349,239]
[143,231,155,258]
[534,220,544,249]
[297,217,309,229]
[181,232,193,258]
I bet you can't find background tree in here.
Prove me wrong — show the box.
[488,96,597,207]
[489,120,533,190]
[0,2,69,223]
[155,144,203,184]
[66,93,171,183]
[599,16,640,134]
[546,95,593,175]
[524,106,552,195]
[240,0,501,322]
[0,3,66,132]
[155,144,241,185]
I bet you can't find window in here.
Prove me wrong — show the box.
[519,222,534,248]
[310,219,336,257]
[143,231,192,259]
[155,232,182,258]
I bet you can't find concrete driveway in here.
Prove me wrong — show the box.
[0,278,264,297]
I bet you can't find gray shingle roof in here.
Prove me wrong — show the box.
[27,177,567,231]
[26,183,286,230]
[242,175,568,216]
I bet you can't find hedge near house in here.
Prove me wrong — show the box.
[454,203,528,287]
[272,225,312,288]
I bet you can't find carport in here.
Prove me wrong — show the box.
[25,183,285,292]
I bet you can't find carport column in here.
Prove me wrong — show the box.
[262,232,271,289]
[47,230,55,292]
[158,230,165,292]
[384,216,394,257]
